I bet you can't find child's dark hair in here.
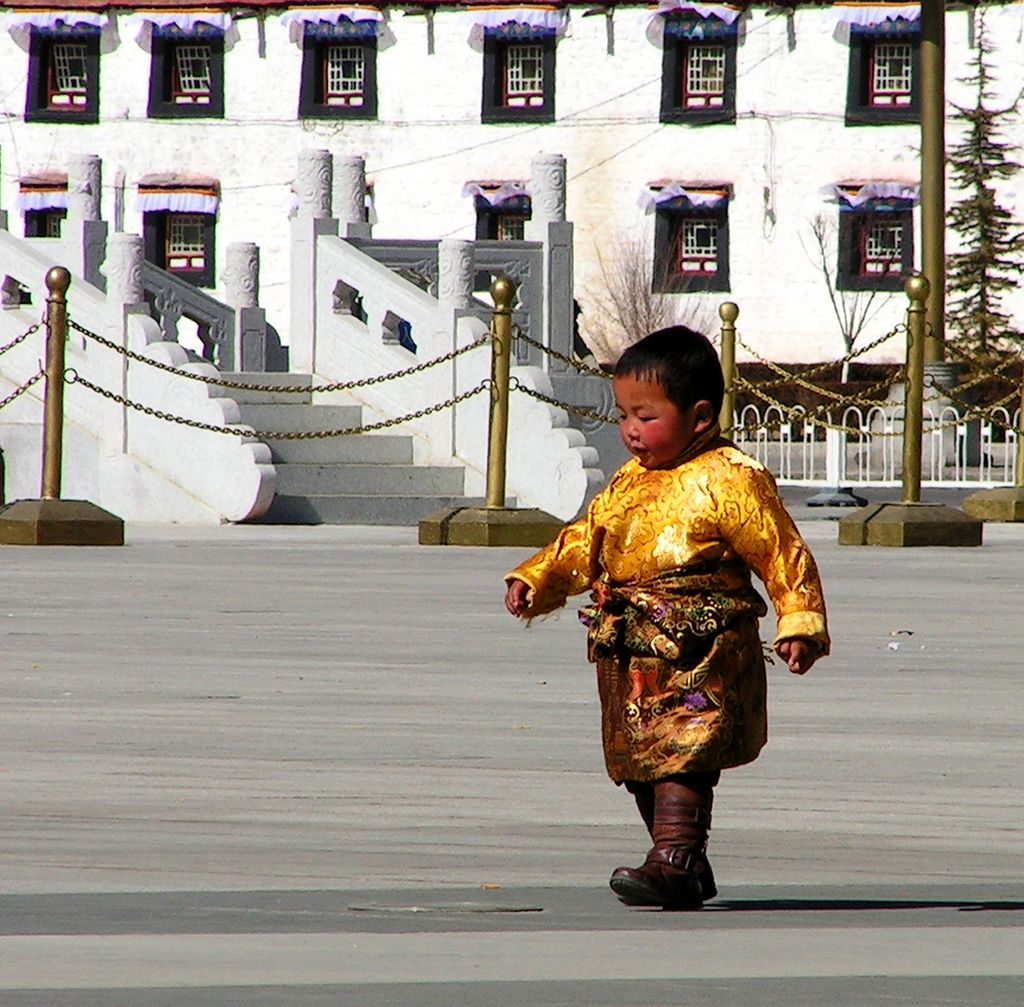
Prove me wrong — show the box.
[614,326,724,414]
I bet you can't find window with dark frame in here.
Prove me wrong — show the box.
[652,191,731,293]
[837,198,914,291]
[471,191,531,290]
[660,13,737,125]
[845,21,919,125]
[298,20,377,119]
[143,210,216,288]
[25,25,100,123]
[482,26,556,123]
[148,24,224,118]
[24,209,67,237]
[474,194,532,240]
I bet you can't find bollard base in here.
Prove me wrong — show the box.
[960,487,1024,523]
[805,486,868,508]
[419,506,563,547]
[837,501,982,547]
[0,498,125,546]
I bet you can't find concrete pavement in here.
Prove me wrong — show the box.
[1,515,1022,1005]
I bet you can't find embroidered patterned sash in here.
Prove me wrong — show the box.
[579,561,768,662]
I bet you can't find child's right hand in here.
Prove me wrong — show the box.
[504,578,532,617]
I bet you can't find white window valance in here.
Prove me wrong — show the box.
[822,181,920,207]
[638,181,731,213]
[640,3,743,29]
[464,5,569,41]
[824,4,920,30]
[17,174,68,211]
[135,176,219,214]
[280,5,383,42]
[0,10,108,36]
[462,180,529,206]
[123,10,233,36]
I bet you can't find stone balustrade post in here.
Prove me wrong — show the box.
[526,152,566,239]
[437,239,474,314]
[527,152,573,370]
[295,149,333,220]
[101,232,147,454]
[65,153,107,291]
[291,150,339,373]
[334,155,370,239]
[106,232,145,308]
[224,242,270,371]
[224,242,260,309]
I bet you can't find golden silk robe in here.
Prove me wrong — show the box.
[507,435,829,782]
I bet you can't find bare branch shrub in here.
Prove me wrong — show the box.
[803,214,895,381]
[577,232,715,366]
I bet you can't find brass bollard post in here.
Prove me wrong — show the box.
[417,272,566,544]
[0,265,124,544]
[41,266,71,500]
[1015,377,1024,488]
[485,275,516,509]
[718,301,738,437]
[902,274,929,505]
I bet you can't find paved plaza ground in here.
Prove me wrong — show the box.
[0,501,1022,1005]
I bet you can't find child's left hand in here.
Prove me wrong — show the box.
[776,637,820,675]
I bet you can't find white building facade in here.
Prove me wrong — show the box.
[2,0,1023,365]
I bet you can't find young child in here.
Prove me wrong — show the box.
[504,325,829,910]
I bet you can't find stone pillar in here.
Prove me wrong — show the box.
[291,151,339,372]
[526,153,573,370]
[106,232,144,306]
[334,155,370,238]
[294,149,333,220]
[67,153,102,222]
[65,153,107,290]
[526,152,566,240]
[437,239,474,313]
[224,242,260,309]
[224,242,269,371]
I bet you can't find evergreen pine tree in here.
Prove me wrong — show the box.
[946,9,1024,354]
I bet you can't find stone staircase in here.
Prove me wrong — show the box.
[226,373,488,525]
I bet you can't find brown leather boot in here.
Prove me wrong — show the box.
[610,776,715,909]
[623,779,717,904]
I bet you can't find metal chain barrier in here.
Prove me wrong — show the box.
[511,326,611,380]
[749,324,903,380]
[0,320,42,357]
[67,317,490,394]
[61,309,1023,446]
[0,369,45,412]
[507,317,942,437]
[510,378,618,425]
[734,324,905,405]
[64,367,491,439]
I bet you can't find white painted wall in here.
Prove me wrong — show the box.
[2,3,1023,368]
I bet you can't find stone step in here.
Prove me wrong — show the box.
[273,462,466,496]
[218,372,315,405]
[220,371,473,525]
[259,434,415,465]
[236,402,365,433]
[255,494,502,526]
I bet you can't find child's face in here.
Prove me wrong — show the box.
[613,373,715,469]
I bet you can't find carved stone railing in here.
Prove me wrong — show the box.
[142,260,237,369]
[139,263,285,373]
[348,236,545,366]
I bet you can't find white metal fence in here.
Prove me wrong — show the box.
[733,402,1021,488]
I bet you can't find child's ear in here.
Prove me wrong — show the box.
[692,400,715,433]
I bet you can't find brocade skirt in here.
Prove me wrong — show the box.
[595,616,768,782]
